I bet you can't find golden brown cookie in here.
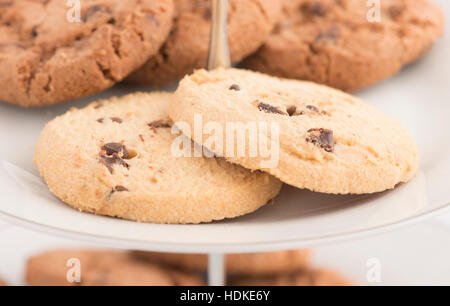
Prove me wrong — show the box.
[243,0,444,91]
[171,68,419,194]
[0,0,173,107]
[0,278,5,286]
[230,268,354,286]
[132,249,311,276]
[26,249,204,286]
[34,92,282,224]
[126,0,280,87]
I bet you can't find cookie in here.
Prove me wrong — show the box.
[170,68,419,194]
[126,0,280,87]
[26,249,204,286]
[230,268,353,286]
[243,0,444,92]
[0,278,5,286]
[34,92,282,224]
[132,249,311,275]
[0,0,173,107]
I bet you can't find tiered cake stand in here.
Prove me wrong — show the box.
[1,0,450,286]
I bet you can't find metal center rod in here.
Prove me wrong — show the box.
[206,0,229,286]
[207,0,231,70]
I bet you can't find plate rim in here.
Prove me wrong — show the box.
[1,201,449,253]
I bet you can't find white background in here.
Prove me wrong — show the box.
[1,0,449,286]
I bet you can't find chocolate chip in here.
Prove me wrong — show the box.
[315,26,340,42]
[84,5,110,22]
[31,27,38,38]
[97,118,104,123]
[389,6,403,20]
[287,105,297,116]
[109,185,129,197]
[229,84,241,91]
[113,185,128,192]
[257,102,287,115]
[139,134,145,142]
[306,128,334,153]
[311,2,327,16]
[110,117,122,123]
[99,153,129,174]
[148,120,171,133]
[102,143,123,155]
[306,105,320,112]
[101,142,132,159]
[203,9,212,20]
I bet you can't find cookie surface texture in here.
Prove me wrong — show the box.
[34,92,282,223]
[170,68,419,194]
[243,0,444,91]
[0,0,173,107]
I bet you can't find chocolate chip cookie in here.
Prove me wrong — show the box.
[230,268,354,286]
[170,68,419,194]
[26,249,204,286]
[34,92,282,223]
[243,0,444,91]
[132,249,311,275]
[0,0,173,107]
[126,0,281,87]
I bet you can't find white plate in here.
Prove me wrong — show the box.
[0,1,449,253]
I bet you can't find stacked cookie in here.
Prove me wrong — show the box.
[0,0,281,107]
[35,68,419,223]
[126,0,281,87]
[25,249,353,286]
[0,0,174,107]
[34,92,282,224]
[171,68,419,194]
[243,0,444,91]
[0,0,443,108]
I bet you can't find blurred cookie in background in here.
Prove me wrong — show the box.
[0,0,174,107]
[230,268,353,286]
[0,278,5,286]
[126,0,281,87]
[132,249,311,276]
[26,249,204,286]
[243,0,444,92]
